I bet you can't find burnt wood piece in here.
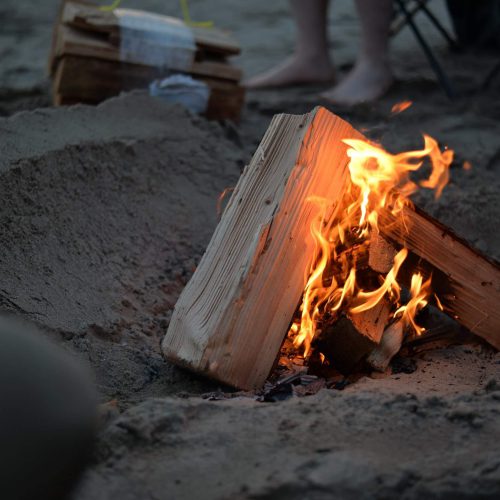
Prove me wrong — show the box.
[162,108,363,389]
[321,243,369,288]
[315,301,391,374]
[369,231,397,274]
[379,204,500,350]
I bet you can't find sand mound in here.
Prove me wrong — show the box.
[0,94,243,400]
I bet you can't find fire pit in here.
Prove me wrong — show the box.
[162,107,500,390]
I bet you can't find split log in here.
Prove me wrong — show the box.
[315,300,391,374]
[162,108,363,389]
[369,231,397,274]
[379,204,500,350]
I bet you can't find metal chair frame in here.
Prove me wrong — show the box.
[391,0,458,99]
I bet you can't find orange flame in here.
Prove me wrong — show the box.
[394,272,432,335]
[216,187,235,218]
[391,100,413,115]
[290,135,453,357]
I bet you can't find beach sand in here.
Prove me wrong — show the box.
[0,1,499,498]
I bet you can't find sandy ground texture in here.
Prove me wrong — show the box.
[0,0,500,499]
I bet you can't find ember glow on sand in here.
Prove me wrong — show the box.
[289,136,454,358]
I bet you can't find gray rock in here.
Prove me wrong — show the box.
[0,317,97,500]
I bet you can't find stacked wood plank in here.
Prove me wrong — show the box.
[162,107,500,390]
[49,1,245,120]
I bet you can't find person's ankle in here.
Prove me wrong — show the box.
[296,48,332,67]
[357,55,392,73]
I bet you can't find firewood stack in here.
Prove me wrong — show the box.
[49,1,245,120]
[162,107,500,390]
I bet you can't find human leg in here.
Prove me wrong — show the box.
[244,0,335,88]
[322,0,393,104]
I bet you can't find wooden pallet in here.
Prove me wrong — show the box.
[50,1,244,120]
[60,1,240,57]
[53,55,245,121]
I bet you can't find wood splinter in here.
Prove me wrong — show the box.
[162,108,362,389]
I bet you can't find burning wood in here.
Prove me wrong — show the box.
[314,301,391,374]
[366,320,404,372]
[162,107,500,390]
[368,232,397,274]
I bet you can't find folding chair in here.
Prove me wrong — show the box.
[390,0,458,99]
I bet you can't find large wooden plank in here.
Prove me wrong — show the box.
[162,108,362,389]
[53,24,242,81]
[62,0,118,35]
[53,55,160,99]
[52,56,245,121]
[380,204,500,349]
[190,26,241,56]
[62,1,241,56]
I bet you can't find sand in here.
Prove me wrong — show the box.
[0,0,499,498]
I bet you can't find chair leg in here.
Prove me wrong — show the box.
[395,0,457,99]
[390,0,429,37]
[416,0,459,50]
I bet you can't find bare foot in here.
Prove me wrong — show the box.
[244,54,335,89]
[321,59,393,105]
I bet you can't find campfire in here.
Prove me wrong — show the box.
[162,107,500,390]
[285,133,452,375]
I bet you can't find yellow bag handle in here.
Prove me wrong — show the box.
[99,0,122,11]
[180,0,213,27]
[99,0,214,27]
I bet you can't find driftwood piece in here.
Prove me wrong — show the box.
[316,301,391,374]
[380,205,500,350]
[162,108,362,389]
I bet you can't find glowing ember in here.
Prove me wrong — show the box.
[216,186,235,218]
[289,136,454,358]
[391,100,413,115]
